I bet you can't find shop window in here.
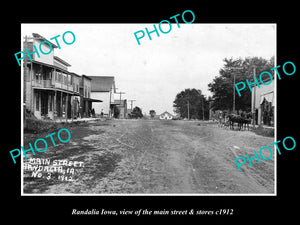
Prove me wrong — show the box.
[261,99,273,126]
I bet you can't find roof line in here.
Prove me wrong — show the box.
[32,33,58,48]
[54,56,71,67]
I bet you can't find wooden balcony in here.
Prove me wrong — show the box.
[32,79,54,88]
[32,79,74,92]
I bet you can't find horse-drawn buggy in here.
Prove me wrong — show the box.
[217,110,252,131]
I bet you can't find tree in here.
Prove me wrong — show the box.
[149,110,156,119]
[173,88,208,120]
[208,56,274,112]
[130,106,143,118]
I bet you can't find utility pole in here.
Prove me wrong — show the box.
[109,87,112,118]
[187,100,190,120]
[109,87,118,119]
[233,72,236,113]
[252,66,257,127]
[115,91,125,119]
[116,91,126,104]
[128,100,136,111]
[228,67,243,113]
[195,89,204,120]
[208,100,212,120]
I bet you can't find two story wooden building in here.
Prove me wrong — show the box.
[89,76,116,118]
[23,33,101,120]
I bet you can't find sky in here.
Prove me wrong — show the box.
[21,23,276,115]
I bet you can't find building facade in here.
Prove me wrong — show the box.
[79,75,102,117]
[251,81,275,126]
[23,33,100,121]
[114,99,128,119]
[89,76,116,117]
[23,34,80,120]
[159,111,174,120]
[69,72,81,118]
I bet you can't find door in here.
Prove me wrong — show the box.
[41,91,48,117]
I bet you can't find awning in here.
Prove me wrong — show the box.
[83,97,102,102]
[33,87,80,96]
[260,92,274,106]
[32,87,56,91]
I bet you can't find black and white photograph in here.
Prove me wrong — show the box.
[4,3,299,223]
[20,23,276,195]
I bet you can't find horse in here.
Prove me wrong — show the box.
[227,112,252,131]
[227,114,244,131]
[240,112,252,130]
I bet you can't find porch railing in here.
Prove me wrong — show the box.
[32,79,74,92]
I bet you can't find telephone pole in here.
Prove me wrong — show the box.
[251,65,257,127]
[228,67,243,113]
[128,100,136,111]
[195,89,204,120]
[187,100,190,120]
[116,91,126,103]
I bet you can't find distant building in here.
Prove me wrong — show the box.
[159,111,174,120]
[89,76,116,117]
[79,75,102,118]
[114,99,127,119]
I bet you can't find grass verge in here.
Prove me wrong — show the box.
[252,125,274,137]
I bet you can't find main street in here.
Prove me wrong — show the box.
[23,119,274,194]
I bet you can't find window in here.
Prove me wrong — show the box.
[68,75,72,85]
[261,99,273,126]
[35,72,41,83]
[63,74,67,85]
[58,72,62,82]
[35,65,42,83]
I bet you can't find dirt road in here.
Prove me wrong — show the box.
[23,119,274,194]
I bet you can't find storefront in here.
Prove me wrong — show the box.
[251,82,275,127]
[259,91,274,126]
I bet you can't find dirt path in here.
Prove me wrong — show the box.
[23,119,274,194]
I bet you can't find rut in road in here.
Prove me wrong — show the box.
[135,120,202,193]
